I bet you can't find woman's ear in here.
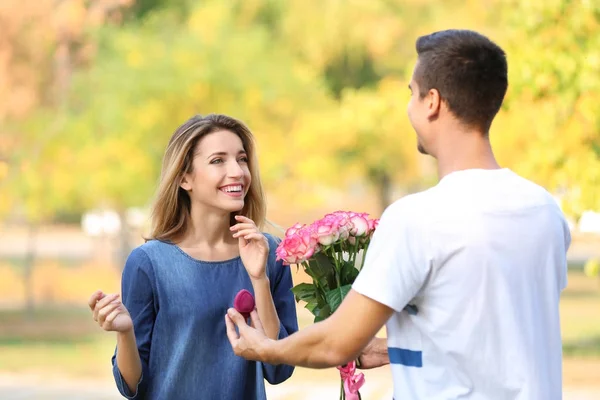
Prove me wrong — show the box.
[180,174,192,191]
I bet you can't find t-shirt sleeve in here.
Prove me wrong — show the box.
[261,234,299,384]
[112,247,156,399]
[560,216,572,291]
[352,201,431,313]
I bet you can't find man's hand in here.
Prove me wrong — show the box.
[358,337,390,369]
[225,290,394,369]
[225,308,272,363]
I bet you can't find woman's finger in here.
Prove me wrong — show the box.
[88,290,104,311]
[98,301,121,325]
[96,293,119,310]
[234,215,254,224]
[94,294,119,321]
[242,233,266,242]
[230,223,256,232]
[232,228,259,239]
[103,306,124,327]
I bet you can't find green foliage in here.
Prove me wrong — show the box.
[491,0,600,214]
[126,0,192,20]
[2,0,599,224]
[585,258,600,279]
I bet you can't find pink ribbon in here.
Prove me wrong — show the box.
[336,361,365,400]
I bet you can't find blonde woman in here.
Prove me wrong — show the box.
[88,114,298,399]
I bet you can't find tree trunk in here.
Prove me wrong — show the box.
[23,223,37,318]
[117,209,131,270]
[375,171,392,215]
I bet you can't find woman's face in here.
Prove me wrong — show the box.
[180,130,251,215]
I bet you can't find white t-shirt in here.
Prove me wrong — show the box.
[353,168,570,400]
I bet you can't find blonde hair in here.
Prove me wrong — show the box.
[148,114,266,243]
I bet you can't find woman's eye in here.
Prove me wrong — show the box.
[210,158,223,164]
[238,157,248,163]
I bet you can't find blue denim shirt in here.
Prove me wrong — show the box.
[111,233,298,399]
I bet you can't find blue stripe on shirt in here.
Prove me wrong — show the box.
[388,347,423,367]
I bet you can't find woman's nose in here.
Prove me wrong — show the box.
[227,160,244,178]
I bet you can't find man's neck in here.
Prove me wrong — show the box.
[435,130,501,180]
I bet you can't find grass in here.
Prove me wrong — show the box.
[0,269,598,388]
[560,270,600,357]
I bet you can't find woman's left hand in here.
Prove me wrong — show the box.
[231,215,269,280]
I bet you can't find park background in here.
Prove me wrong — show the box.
[0,0,599,398]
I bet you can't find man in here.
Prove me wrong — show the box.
[225,29,570,399]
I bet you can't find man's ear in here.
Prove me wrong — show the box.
[426,88,441,119]
[180,174,192,191]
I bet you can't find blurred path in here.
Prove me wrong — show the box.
[0,373,598,399]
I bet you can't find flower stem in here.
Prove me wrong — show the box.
[302,261,325,298]
[351,237,360,268]
[327,247,342,289]
[359,238,370,271]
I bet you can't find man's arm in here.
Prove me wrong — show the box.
[226,289,394,369]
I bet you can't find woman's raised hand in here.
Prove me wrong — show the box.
[231,215,269,280]
[88,290,134,333]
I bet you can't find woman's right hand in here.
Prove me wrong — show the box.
[88,290,134,333]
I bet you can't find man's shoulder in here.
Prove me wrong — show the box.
[507,170,552,194]
[384,189,438,219]
[375,191,441,235]
[505,171,566,214]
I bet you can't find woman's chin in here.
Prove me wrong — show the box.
[222,201,245,213]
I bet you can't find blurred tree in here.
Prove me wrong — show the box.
[2,0,599,281]
[232,0,446,98]
[491,0,600,218]
[288,79,420,213]
[124,0,191,20]
[0,0,133,312]
[59,0,332,265]
[216,0,443,213]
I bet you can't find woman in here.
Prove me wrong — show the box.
[88,114,298,399]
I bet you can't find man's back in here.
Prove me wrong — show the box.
[353,168,570,399]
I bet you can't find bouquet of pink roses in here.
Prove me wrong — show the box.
[276,211,379,400]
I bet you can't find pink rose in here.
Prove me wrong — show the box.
[349,214,369,236]
[276,226,318,264]
[325,211,352,239]
[285,223,304,237]
[367,218,379,236]
[275,244,293,263]
[312,215,341,246]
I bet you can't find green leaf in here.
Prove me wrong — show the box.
[313,303,332,323]
[309,252,336,275]
[340,260,359,285]
[314,315,326,323]
[290,283,318,303]
[306,252,337,289]
[324,284,352,313]
[304,300,318,314]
